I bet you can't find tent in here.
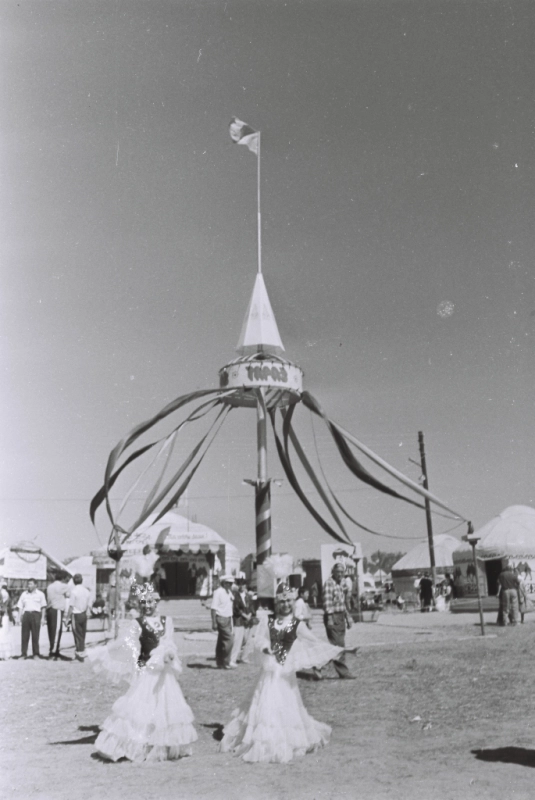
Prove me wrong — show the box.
[453,506,535,597]
[91,511,241,597]
[0,541,72,593]
[391,534,463,596]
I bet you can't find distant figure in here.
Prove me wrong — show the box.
[294,587,313,629]
[517,576,529,624]
[229,577,255,666]
[68,574,92,661]
[496,561,520,626]
[157,564,168,598]
[210,576,235,669]
[46,573,71,659]
[0,584,14,660]
[17,579,46,659]
[308,581,319,609]
[419,573,434,612]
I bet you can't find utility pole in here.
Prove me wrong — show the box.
[418,431,436,587]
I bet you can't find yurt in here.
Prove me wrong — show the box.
[91,511,240,598]
[453,506,535,597]
[391,534,463,597]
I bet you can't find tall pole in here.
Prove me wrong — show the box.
[255,387,271,564]
[112,527,122,638]
[418,431,436,587]
[470,538,486,636]
[257,131,261,274]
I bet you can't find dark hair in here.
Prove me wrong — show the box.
[142,545,151,555]
[298,586,309,598]
[73,574,83,585]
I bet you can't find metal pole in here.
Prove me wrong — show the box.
[257,131,261,274]
[113,527,122,638]
[418,431,436,588]
[353,559,362,623]
[255,387,271,564]
[471,540,486,636]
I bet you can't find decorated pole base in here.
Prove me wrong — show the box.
[219,354,303,409]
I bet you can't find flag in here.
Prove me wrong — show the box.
[229,117,259,155]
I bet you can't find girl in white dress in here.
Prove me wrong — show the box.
[220,557,345,763]
[88,583,197,762]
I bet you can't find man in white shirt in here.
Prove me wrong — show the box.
[67,574,91,661]
[46,573,71,660]
[210,575,235,670]
[17,579,47,659]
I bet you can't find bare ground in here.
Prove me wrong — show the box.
[1,615,534,800]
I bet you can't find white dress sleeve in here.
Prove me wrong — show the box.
[240,614,271,666]
[284,620,344,672]
[86,618,141,684]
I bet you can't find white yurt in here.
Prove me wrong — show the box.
[453,506,535,597]
[391,534,463,597]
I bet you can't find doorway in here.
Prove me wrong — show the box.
[162,562,190,597]
[485,559,503,596]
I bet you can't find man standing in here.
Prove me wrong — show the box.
[46,572,71,659]
[229,577,254,666]
[497,561,520,626]
[321,563,355,679]
[210,575,235,669]
[17,579,46,659]
[67,574,91,661]
[419,572,434,612]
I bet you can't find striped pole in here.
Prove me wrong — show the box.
[255,388,271,563]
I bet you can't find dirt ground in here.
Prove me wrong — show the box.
[2,613,534,800]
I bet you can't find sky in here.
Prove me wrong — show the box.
[2,0,534,563]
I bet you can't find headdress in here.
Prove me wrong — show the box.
[130,582,160,607]
[263,554,295,601]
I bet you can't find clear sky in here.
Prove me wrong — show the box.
[2,0,534,562]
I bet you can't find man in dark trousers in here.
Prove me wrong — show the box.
[17,580,46,659]
[319,563,355,679]
[210,575,235,669]
[46,572,71,659]
[419,572,435,612]
[497,560,520,626]
[67,574,91,661]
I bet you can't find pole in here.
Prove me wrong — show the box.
[471,540,486,636]
[353,559,362,623]
[112,527,122,638]
[257,131,261,274]
[255,387,271,564]
[418,431,436,588]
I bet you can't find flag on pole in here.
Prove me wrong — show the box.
[229,117,259,155]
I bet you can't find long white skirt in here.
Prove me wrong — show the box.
[220,660,331,763]
[0,615,13,660]
[95,664,198,762]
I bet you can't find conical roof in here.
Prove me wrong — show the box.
[391,534,462,572]
[472,505,535,559]
[236,273,285,355]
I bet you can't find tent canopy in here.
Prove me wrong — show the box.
[391,534,462,573]
[91,511,230,565]
[470,505,535,560]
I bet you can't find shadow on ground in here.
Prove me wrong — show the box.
[472,747,535,767]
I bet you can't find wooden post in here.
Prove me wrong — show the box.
[471,538,486,637]
[418,431,436,588]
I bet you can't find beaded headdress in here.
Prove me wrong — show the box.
[131,581,160,607]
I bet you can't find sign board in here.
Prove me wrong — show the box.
[320,543,362,586]
[0,549,47,580]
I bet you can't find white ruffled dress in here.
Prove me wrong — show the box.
[0,615,14,660]
[87,615,197,762]
[219,615,344,763]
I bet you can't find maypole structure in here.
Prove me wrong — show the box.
[224,118,303,567]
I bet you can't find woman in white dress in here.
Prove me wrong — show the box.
[88,583,197,762]
[219,561,346,763]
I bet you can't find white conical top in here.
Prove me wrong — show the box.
[236,273,285,355]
